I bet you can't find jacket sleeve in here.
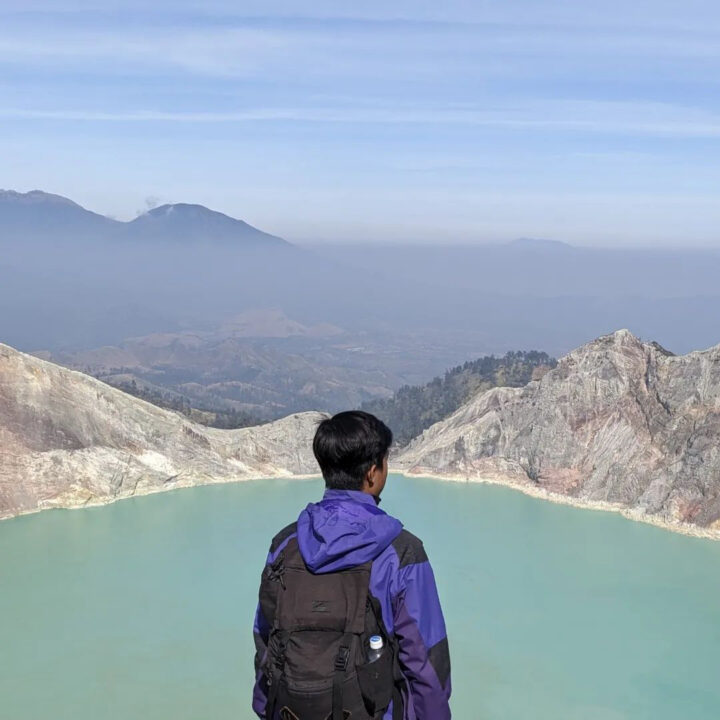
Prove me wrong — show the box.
[392,547,452,719]
[252,551,280,718]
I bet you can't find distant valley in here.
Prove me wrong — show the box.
[32,309,499,423]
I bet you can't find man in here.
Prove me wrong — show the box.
[252,410,451,720]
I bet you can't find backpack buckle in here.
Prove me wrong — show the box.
[334,645,350,671]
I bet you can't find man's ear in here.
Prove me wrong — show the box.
[364,463,378,489]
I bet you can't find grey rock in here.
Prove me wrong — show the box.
[0,343,325,519]
[395,329,720,531]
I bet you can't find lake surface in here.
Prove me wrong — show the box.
[1,474,719,719]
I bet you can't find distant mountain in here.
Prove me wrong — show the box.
[506,237,573,251]
[0,189,115,241]
[0,189,287,246]
[395,329,720,536]
[216,309,343,339]
[125,203,287,246]
[0,342,324,519]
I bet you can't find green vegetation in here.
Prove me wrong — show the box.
[114,379,263,429]
[361,350,556,446]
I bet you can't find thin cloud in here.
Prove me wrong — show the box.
[3,101,720,138]
[1,20,720,80]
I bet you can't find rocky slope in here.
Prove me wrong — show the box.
[0,343,324,520]
[395,329,720,533]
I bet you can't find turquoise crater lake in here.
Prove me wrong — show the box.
[1,474,719,719]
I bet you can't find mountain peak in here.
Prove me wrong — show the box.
[0,189,116,240]
[143,202,219,218]
[128,202,287,246]
[0,189,82,207]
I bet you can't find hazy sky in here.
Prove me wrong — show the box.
[2,1,720,245]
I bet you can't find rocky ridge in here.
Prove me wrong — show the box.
[0,343,324,520]
[5,330,720,537]
[395,329,720,535]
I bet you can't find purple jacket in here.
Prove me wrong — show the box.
[252,489,452,720]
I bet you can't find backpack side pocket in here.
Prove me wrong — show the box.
[356,649,394,716]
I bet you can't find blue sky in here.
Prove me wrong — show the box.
[2,0,720,245]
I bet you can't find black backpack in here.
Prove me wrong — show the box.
[260,536,404,720]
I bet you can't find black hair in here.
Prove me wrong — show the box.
[313,410,393,491]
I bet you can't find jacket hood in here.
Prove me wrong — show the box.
[297,489,403,573]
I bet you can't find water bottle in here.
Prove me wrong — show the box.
[367,634,385,663]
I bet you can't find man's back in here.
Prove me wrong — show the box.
[252,410,451,720]
[252,489,452,719]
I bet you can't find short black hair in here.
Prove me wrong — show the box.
[313,411,393,491]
